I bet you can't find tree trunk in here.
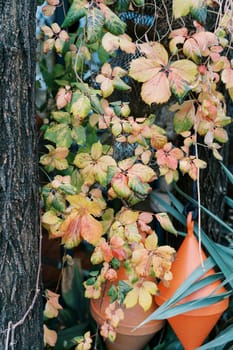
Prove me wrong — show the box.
[0,1,43,349]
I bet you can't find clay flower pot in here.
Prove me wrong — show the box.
[155,212,229,350]
[91,267,165,350]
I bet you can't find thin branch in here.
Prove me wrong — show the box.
[4,223,42,350]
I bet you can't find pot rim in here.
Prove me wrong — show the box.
[90,299,165,336]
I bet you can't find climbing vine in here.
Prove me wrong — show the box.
[37,0,232,348]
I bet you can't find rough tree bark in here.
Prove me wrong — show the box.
[0,1,43,349]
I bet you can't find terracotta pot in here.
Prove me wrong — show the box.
[155,212,229,350]
[91,267,165,350]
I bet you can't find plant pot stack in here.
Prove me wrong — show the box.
[91,267,165,350]
[155,212,229,350]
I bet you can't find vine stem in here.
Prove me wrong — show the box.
[4,223,42,350]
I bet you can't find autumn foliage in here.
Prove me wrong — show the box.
[38,0,232,347]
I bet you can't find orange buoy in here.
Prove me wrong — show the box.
[155,212,229,350]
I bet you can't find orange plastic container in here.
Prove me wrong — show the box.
[155,213,229,350]
[91,266,164,350]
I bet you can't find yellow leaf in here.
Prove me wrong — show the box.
[128,164,156,183]
[170,59,198,83]
[142,281,158,295]
[74,152,92,168]
[80,165,96,186]
[138,286,152,311]
[71,94,91,119]
[98,155,117,169]
[139,42,168,64]
[145,233,158,250]
[66,194,102,216]
[155,213,177,234]
[169,36,185,55]
[91,141,103,160]
[118,208,139,225]
[42,210,61,225]
[94,163,109,187]
[129,57,161,83]
[123,287,139,308]
[102,32,120,53]
[228,87,233,100]
[118,156,137,171]
[119,34,136,54]
[173,0,192,18]
[101,78,114,98]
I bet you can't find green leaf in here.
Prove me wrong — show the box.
[57,308,78,328]
[133,0,145,6]
[113,77,131,91]
[90,94,104,114]
[134,257,226,326]
[173,102,194,134]
[59,184,77,195]
[128,177,151,195]
[173,183,233,234]
[191,6,207,25]
[115,0,130,12]
[54,79,71,87]
[220,162,233,185]
[151,191,186,226]
[111,257,120,269]
[118,280,133,294]
[151,291,231,320]
[62,0,88,28]
[102,4,126,35]
[107,284,118,302]
[53,64,65,78]
[52,111,71,124]
[71,170,84,193]
[225,195,233,209]
[71,126,86,145]
[86,7,105,44]
[61,260,87,319]
[197,325,233,349]
[51,192,67,212]
[54,324,89,350]
[44,123,73,148]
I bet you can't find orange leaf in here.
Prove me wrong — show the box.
[141,72,171,105]
[80,212,103,245]
[44,290,62,318]
[44,325,57,347]
[221,68,233,89]
[138,211,153,224]
[183,38,201,62]
[192,32,218,54]
[60,210,82,248]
